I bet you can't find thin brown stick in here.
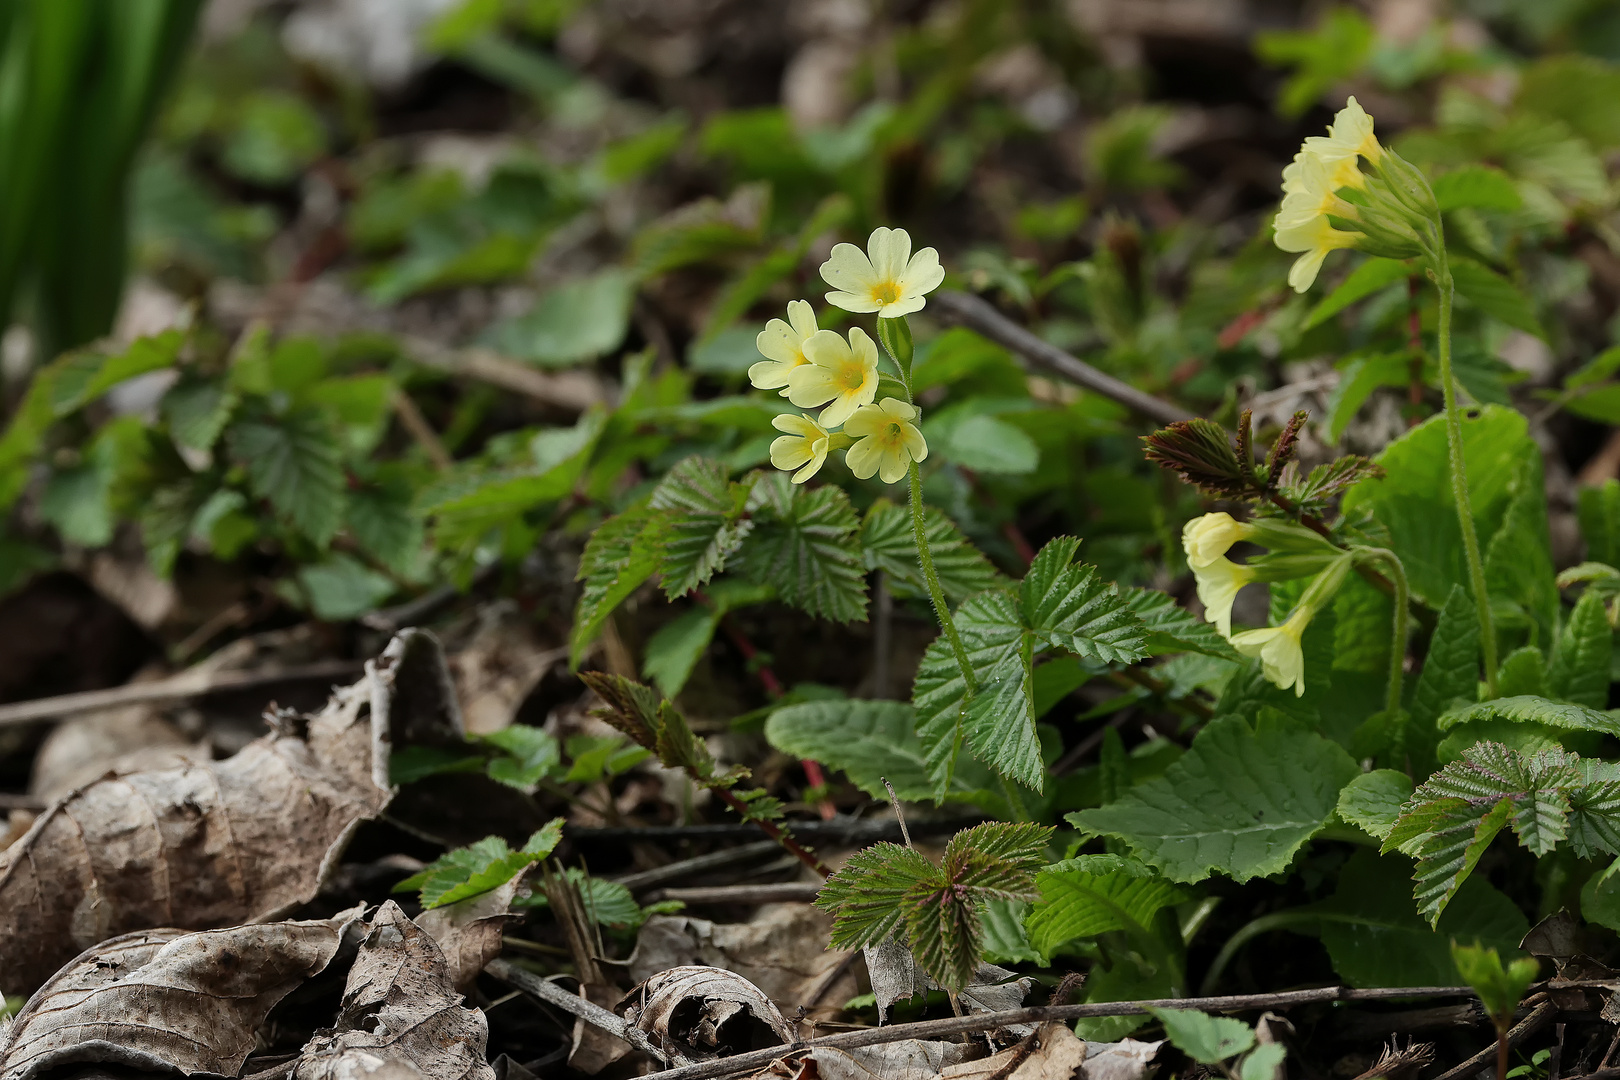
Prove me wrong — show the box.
[633,985,1481,1080]
[402,336,607,413]
[931,291,1192,427]
[0,659,364,728]
[487,958,673,1065]
[610,839,782,893]
[1431,1001,1557,1080]
[391,386,453,471]
[644,882,823,905]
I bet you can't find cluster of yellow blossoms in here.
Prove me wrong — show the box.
[751,228,943,485]
[1183,512,1350,697]
[1274,96,1432,293]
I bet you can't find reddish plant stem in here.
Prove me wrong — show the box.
[713,787,831,877]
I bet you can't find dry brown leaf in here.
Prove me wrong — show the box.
[623,966,795,1060]
[758,1040,978,1080]
[630,906,856,1014]
[862,937,1030,1029]
[943,1024,1088,1080]
[1080,1039,1163,1080]
[416,877,523,991]
[0,629,459,996]
[293,901,497,1080]
[446,603,561,735]
[0,913,356,1080]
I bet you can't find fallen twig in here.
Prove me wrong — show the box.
[486,957,673,1066]
[931,291,1192,427]
[403,336,608,413]
[0,659,364,728]
[1431,1000,1558,1080]
[644,882,823,905]
[611,840,783,892]
[630,985,1480,1080]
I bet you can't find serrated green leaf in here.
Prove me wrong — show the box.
[1025,855,1190,959]
[1483,454,1558,642]
[648,456,752,598]
[860,500,1001,604]
[1384,742,1612,923]
[1336,769,1413,842]
[1495,646,1548,698]
[396,819,564,908]
[1409,585,1480,770]
[735,473,867,622]
[1072,716,1358,884]
[1146,1008,1255,1065]
[980,899,1040,964]
[1021,538,1148,664]
[227,408,346,546]
[1549,588,1613,708]
[903,874,983,994]
[1124,588,1240,660]
[1436,695,1620,737]
[1578,480,1620,566]
[815,842,937,949]
[346,482,423,573]
[571,507,669,666]
[1305,258,1410,329]
[162,376,236,452]
[763,698,999,805]
[1315,848,1527,988]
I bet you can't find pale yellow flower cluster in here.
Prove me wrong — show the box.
[1182,512,1350,697]
[1274,97,1383,293]
[750,228,942,485]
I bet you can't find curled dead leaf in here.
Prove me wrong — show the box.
[0,912,358,1080]
[623,966,796,1060]
[416,877,524,990]
[293,901,496,1080]
[0,629,460,996]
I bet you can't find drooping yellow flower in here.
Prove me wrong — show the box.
[786,327,880,428]
[820,227,944,318]
[770,413,836,483]
[1231,606,1312,697]
[749,300,819,394]
[1275,212,1360,293]
[845,397,927,484]
[1192,556,1256,639]
[1182,512,1254,569]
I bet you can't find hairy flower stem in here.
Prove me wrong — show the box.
[1433,255,1499,696]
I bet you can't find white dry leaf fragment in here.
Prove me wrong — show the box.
[622,966,796,1059]
[1082,1039,1164,1080]
[415,877,524,991]
[862,937,1032,1030]
[0,629,460,997]
[629,906,856,1013]
[293,901,496,1080]
[770,1040,978,1080]
[0,913,357,1080]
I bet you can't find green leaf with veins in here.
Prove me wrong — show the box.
[395,819,564,908]
[1147,1007,1255,1065]
[648,456,753,598]
[734,473,867,623]
[1072,715,1358,884]
[228,407,346,546]
[482,725,561,790]
[571,506,670,667]
[1123,588,1240,660]
[1548,587,1613,709]
[1025,855,1190,960]
[1336,770,1413,841]
[860,499,1002,604]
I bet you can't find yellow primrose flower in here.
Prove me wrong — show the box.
[1182,512,1253,569]
[1282,148,1364,196]
[1275,212,1359,293]
[845,397,927,484]
[749,300,818,395]
[1277,151,1356,226]
[820,226,944,318]
[770,413,837,483]
[786,327,880,428]
[1192,556,1255,639]
[1231,606,1312,697]
[1304,96,1382,167]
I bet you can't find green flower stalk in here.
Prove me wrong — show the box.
[1273,98,1498,696]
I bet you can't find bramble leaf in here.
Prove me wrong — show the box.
[1146,1007,1255,1064]
[1072,715,1358,883]
[1548,587,1613,709]
[735,473,867,622]
[816,843,937,950]
[1124,587,1240,660]
[648,456,754,598]
[1020,538,1148,665]
[1142,419,1250,499]
[860,500,1001,603]
[1436,695,1620,738]
[1336,769,1413,842]
[227,407,345,546]
[1025,855,1190,959]
[571,507,669,666]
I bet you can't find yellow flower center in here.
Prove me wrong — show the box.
[871,280,901,305]
[840,363,866,390]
